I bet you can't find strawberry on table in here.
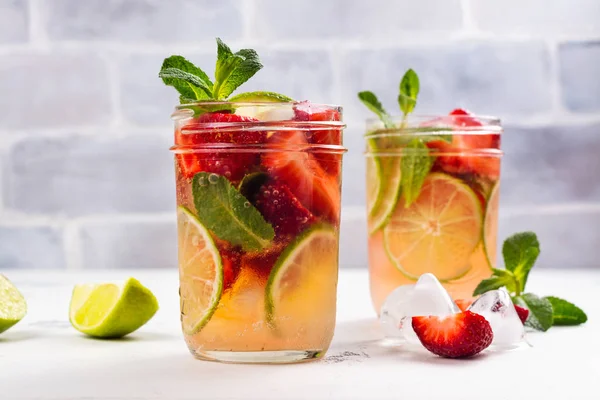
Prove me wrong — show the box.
[253,180,316,238]
[293,101,343,176]
[262,130,341,224]
[412,311,493,358]
[176,112,266,181]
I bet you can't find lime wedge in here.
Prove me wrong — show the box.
[0,275,27,334]
[69,277,159,338]
[366,138,402,234]
[384,173,482,281]
[265,224,338,332]
[483,182,500,269]
[228,91,294,103]
[177,206,223,334]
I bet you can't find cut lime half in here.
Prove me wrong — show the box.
[483,182,500,269]
[177,206,223,335]
[265,224,338,332]
[383,173,483,281]
[0,275,27,334]
[69,277,159,338]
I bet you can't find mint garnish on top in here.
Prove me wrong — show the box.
[192,172,275,252]
[474,231,588,331]
[159,38,292,104]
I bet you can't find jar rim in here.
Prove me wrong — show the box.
[366,114,502,134]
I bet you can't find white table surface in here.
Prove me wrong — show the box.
[1,269,599,400]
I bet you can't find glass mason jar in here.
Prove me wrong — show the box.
[364,114,503,313]
[170,102,346,363]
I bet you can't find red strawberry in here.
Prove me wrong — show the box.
[412,311,493,359]
[216,244,242,291]
[515,305,529,324]
[241,242,286,278]
[293,101,343,176]
[454,299,473,312]
[426,109,500,179]
[176,112,266,181]
[262,130,341,224]
[253,180,316,238]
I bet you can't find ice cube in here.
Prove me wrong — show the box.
[467,289,525,348]
[380,273,460,344]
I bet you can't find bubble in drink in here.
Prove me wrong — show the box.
[208,174,219,184]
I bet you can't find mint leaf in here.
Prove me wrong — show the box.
[238,172,269,201]
[491,268,519,294]
[192,172,274,251]
[400,139,433,207]
[513,293,553,332]
[358,91,394,128]
[544,296,588,326]
[159,56,213,101]
[473,273,516,296]
[398,69,419,116]
[213,38,263,100]
[502,232,540,294]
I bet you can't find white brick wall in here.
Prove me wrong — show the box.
[0,0,599,269]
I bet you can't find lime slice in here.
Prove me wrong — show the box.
[177,206,223,334]
[69,277,159,338]
[265,224,338,332]
[383,172,483,281]
[366,138,402,234]
[483,182,500,269]
[0,275,27,334]
[228,91,294,103]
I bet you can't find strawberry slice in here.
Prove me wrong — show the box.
[454,299,473,312]
[253,180,316,238]
[412,311,493,359]
[241,242,286,279]
[293,101,343,176]
[176,112,266,181]
[514,304,529,324]
[215,243,242,291]
[262,130,341,224]
[426,109,500,179]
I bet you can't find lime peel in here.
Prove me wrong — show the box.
[0,275,27,334]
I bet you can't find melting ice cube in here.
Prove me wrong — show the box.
[467,289,525,348]
[380,273,460,344]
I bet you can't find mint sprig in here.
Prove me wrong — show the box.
[358,91,393,128]
[159,38,291,106]
[192,172,274,251]
[473,231,587,331]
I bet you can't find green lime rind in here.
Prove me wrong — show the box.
[383,172,483,282]
[69,277,159,339]
[264,223,336,328]
[0,275,27,334]
[367,137,402,235]
[177,206,224,335]
[483,182,500,269]
[228,91,294,103]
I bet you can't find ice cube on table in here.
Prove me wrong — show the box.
[467,289,525,348]
[379,273,460,345]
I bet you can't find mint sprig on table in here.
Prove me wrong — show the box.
[358,69,437,207]
[159,38,292,105]
[192,172,274,252]
[474,232,588,331]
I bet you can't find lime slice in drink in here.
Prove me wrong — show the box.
[366,139,402,234]
[228,91,294,103]
[69,277,159,338]
[0,275,27,334]
[177,206,223,335]
[383,173,482,281]
[265,224,338,332]
[483,182,500,269]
